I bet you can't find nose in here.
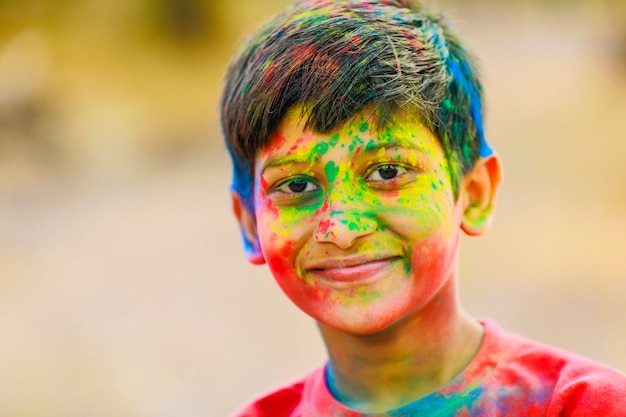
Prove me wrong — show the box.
[314,210,377,249]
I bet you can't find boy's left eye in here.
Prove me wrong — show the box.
[366,164,407,182]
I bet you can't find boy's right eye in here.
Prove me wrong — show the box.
[276,178,319,194]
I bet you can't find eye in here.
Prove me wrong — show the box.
[366,164,407,182]
[276,177,319,194]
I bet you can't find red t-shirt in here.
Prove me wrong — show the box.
[231,319,626,416]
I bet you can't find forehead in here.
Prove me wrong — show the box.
[256,107,444,165]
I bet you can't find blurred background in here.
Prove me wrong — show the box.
[0,0,625,415]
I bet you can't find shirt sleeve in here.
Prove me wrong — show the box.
[547,362,626,417]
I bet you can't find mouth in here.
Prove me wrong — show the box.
[305,256,402,287]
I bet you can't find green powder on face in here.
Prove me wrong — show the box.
[342,215,363,232]
[358,288,382,304]
[313,133,341,157]
[325,160,339,183]
[310,133,340,159]
[313,141,329,156]
[348,136,364,152]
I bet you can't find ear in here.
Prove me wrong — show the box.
[460,154,503,236]
[231,191,265,265]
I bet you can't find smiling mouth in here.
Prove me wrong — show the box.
[306,256,402,286]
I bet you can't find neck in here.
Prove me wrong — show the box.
[318,279,483,413]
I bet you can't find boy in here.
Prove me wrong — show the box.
[220,0,626,415]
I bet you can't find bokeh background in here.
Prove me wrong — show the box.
[0,0,625,416]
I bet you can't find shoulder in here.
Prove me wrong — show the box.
[229,367,322,417]
[547,352,626,416]
[480,319,626,416]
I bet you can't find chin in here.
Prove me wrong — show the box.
[320,318,394,336]
[313,297,416,335]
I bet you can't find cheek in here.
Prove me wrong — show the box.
[412,232,448,271]
[263,237,298,279]
[385,187,459,237]
[408,230,459,296]
[256,203,315,278]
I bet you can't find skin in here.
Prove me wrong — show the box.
[232,106,502,412]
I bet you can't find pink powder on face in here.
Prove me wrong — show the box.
[316,219,334,239]
[262,198,279,218]
[287,135,308,154]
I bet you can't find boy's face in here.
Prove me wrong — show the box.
[245,108,475,335]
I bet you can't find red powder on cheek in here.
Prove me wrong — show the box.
[409,230,458,296]
[310,282,332,301]
[266,239,298,281]
[281,239,296,257]
[268,255,290,279]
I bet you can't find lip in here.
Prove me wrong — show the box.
[304,256,401,287]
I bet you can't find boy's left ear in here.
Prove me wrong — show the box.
[231,191,266,265]
[460,154,503,236]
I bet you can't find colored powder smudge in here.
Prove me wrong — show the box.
[287,135,307,154]
[317,219,333,238]
[358,288,382,304]
[264,199,279,218]
[328,133,340,147]
[381,131,393,143]
[313,141,329,156]
[348,139,363,153]
[263,132,288,157]
[346,218,360,232]
[325,160,339,183]
[260,175,269,191]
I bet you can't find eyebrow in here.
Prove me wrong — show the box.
[260,139,427,171]
[261,153,317,172]
[360,140,427,155]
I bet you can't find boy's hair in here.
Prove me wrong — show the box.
[221,0,492,213]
